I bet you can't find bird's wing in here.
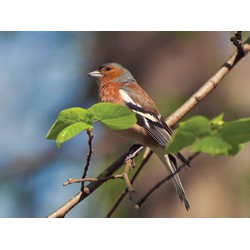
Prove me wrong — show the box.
[119,83,172,147]
[120,83,189,166]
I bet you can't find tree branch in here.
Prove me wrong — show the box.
[47,34,250,218]
[166,35,250,127]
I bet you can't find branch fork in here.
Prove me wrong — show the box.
[63,144,144,205]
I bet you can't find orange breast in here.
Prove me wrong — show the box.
[98,82,124,105]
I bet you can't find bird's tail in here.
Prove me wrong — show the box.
[154,147,190,210]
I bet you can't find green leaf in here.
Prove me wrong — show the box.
[227,143,244,156]
[189,136,231,156]
[56,122,92,148]
[166,115,211,153]
[46,107,88,140]
[220,118,250,144]
[166,130,196,153]
[87,102,136,130]
[179,115,211,137]
[210,113,224,126]
[46,103,137,147]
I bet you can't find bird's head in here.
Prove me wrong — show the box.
[88,63,136,84]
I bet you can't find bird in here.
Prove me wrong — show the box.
[88,62,190,210]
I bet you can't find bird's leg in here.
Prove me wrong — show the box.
[122,158,137,203]
[122,144,144,204]
[125,144,144,168]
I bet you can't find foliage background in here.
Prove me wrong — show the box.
[1,31,250,217]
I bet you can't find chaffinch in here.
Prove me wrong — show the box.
[88,62,190,210]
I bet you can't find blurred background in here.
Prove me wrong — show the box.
[0,31,250,218]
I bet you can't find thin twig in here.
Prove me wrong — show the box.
[106,150,153,217]
[230,31,244,54]
[117,145,144,204]
[122,158,137,203]
[81,129,94,190]
[135,152,200,208]
[63,175,123,186]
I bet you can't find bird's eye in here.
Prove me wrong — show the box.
[105,67,112,71]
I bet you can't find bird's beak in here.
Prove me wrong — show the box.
[87,70,103,78]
